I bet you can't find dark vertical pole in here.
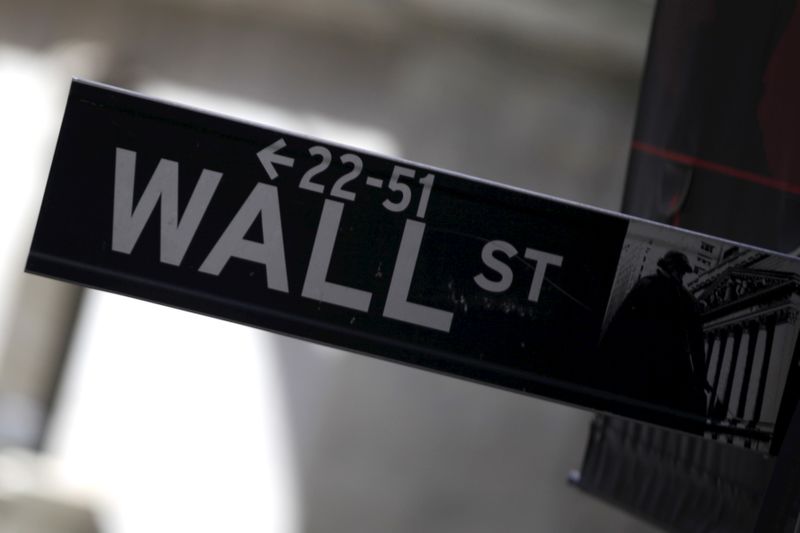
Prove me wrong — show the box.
[755,400,800,532]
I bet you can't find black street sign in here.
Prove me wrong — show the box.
[27,80,800,453]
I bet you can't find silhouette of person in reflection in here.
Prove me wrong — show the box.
[600,251,708,418]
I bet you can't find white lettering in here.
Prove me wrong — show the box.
[524,248,563,302]
[302,199,372,311]
[112,148,221,266]
[384,220,453,332]
[474,240,517,292]
[199,183,289,292]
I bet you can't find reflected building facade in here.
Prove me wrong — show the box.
[690,249,800,451]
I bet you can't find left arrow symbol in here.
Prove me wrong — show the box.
[257,138,295,180]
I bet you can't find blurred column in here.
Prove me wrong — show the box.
[0,40,109,450]
[0,278,82,449]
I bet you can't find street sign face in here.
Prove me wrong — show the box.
[28,80,800,453]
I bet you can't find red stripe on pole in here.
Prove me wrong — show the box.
[631,140,800,196]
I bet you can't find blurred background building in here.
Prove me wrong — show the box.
[0,0,660,531]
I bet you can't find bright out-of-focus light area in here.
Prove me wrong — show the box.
[0,0,660,532]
